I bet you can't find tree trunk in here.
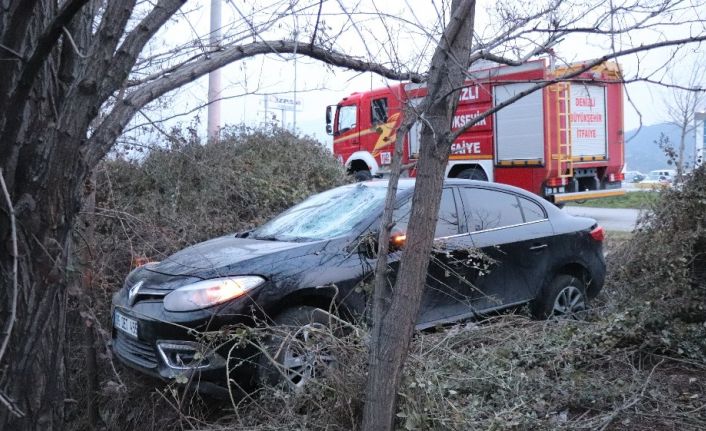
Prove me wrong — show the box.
[0,130,90,429]
[362,1,476,429]
[0,232,72,430]
[0,2,424,427]
[678,124,687,182]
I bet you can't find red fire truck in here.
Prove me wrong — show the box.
[325,59,626,203]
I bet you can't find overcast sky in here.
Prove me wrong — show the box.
[124,0,706,149]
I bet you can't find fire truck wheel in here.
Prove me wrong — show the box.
[457,167,488,181]
[354,170,372,182]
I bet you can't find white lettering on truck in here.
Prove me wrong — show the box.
[451,141,481,155]
[452,112,487,129]
[459,86,480,101]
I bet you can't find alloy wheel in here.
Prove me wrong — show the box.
[552,285,586,317]
[280,322,335,390]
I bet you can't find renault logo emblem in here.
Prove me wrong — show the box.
[128,280,144,304]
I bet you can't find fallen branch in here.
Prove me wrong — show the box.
[597,359,664,431]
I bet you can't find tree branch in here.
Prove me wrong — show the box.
[310,0,324,48]
[450,33,706,141]
[61,27,87,59]
[85,39,424,166]
[99,0,186,100]
[0,43,23,60]
[0,0,90,167]
[0,169,19,410]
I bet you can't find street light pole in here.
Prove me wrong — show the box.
[207,0,222,142]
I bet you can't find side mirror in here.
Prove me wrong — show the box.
[357,230,406,257]
[325,106,333,135]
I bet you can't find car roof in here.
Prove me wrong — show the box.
[356,178,548,203]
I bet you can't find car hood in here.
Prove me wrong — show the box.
[141,234,335,283]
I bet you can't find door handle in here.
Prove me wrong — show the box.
[529,243,548,251]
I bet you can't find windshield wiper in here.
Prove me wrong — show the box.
[253,234,280,241]
[284,236,315,243]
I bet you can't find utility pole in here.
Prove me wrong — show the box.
[293,51,297,132]
[696,112,706,168]
[207,0,222,141]
[292,23,298,133]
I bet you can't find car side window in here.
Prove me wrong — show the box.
[371,98,388,125]
[390,188,459,238]
[436,188,460,237]
[391,200,411,234]
[458,187,524,232]
[518,196,546,222]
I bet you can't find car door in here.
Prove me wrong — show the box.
[414,187,477,327]
[456,186,554,312]
[334,103,360,155]
[383,188,474,327]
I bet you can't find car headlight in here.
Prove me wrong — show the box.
[163,276,265,312]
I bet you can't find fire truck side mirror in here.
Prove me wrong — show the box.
[325,106,333,135]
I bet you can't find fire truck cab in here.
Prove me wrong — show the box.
[326,59,626,203]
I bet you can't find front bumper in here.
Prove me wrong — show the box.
[111,298,261,397]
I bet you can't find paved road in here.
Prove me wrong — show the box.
[562,206,641,232]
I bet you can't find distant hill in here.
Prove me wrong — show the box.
[624,122,696,173]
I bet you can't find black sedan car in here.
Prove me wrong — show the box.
[111,179,605,394]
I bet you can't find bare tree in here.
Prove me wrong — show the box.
[665,63,706,180]
[361,0,706,428]
[363,2,476,429]
[0,2,421,429]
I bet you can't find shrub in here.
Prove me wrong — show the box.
[91,126,346,286]
[68,145,706,431]
[66,126,346,430]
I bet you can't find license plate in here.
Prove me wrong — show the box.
[114,310,138,338]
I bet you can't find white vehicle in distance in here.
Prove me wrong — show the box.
[637,169,676,189]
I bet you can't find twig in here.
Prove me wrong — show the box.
[597,359,663,431]
[310,0,324,48]
[62,27,88,58]
[0,43,24,60]
[0,169,23,418]
[0,390,24,418]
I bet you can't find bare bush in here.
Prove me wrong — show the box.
[200,313,706,430]
[205,168,706,430]
[67,138,706,431]
[66,126,346,430]
[91,126,345,283]
[609,165,706,328]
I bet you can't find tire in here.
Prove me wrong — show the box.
[257,306,335,391]
[457,167,488,181]
[531,274,587,319]
[354,169,373,181]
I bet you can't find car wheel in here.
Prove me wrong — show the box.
[257,306,336,391]
[531,274,587,319]
[354,169,372,181]
[457,167,488,181]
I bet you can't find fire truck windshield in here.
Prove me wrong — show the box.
[336,105,357,134]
